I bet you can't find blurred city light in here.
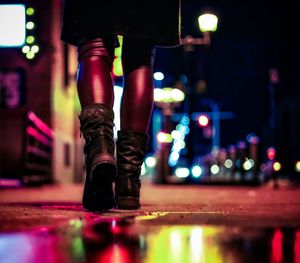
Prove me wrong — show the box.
[175,167,190,178]
[22,45,30,53]
[198,114,209,127]
[113,35,123,76]
[154,72,165,81]
[169,151,180,166]
[171,130,183,140]
[141,163,146,176]
[198,13,218,32]
[157,132,173,143]
[31,45,39,53]
[26,51,35,59]
[145,156,157,168]
[296,161,300,172]
[210,164,219,175]
[26,35,35,44]
[113,57,123,76]
[26,7,35,16]
[181,115,190,126]
[26,21,34,30]
[112,85,123,138]
[173,140,186,152]
[191,165,203,178]
[154,88,185,103]
[224,159,233,169]
[267,147,276,161]
[273,162,281,172]
[243,159,254,171]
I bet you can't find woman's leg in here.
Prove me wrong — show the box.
[115,38,155,209]
[120,37,156,132]
[77,38,115,108]
[76,37,117,211]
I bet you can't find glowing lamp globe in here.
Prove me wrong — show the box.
[198,13,218,32]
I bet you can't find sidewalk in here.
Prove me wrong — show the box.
[1,181,300,231]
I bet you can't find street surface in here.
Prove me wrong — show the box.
[0,180,300,262]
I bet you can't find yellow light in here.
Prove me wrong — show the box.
[198,13,218,32]
[171,88,185,102]
[154,88,164,102]
[157,132,173,143]
[26,21,35,30]
[243,159,254,170]
[113,35,123,76]
[26,36,35,44]
[273,162,281,172]
[26,7,35,16]
[31,45,39,53]
[114,35,123,57]
[295,161,300,172]
[22,45,30,53]
[190,228,203,261]
[161,87,173,103]
[113,57,123,76]
[26,51,35,59]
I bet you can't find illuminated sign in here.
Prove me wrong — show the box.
[0,4,26,47]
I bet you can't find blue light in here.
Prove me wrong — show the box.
[178,125,190,135]
[179,74,188,84]
[191,165,203,178]
[181,115,190,126]
[0,5,26,47]
[168,151,180,167]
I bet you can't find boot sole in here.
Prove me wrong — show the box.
[116,196,140,210]
[83,162,116,211]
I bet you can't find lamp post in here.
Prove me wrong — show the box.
[180,12,218,161]
[181,13,218,47]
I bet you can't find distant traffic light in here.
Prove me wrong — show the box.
[267,147,276,160]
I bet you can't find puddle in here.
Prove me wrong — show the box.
[0,215,299,263]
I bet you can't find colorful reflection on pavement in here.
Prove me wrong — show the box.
[0,216,300,263]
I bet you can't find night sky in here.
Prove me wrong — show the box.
[154,0,299,151]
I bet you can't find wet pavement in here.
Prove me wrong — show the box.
[0,181,300,262]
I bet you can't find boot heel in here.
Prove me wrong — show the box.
[83,163,116,211]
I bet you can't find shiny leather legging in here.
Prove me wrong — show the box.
[77,37,155,133]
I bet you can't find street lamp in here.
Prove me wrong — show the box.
[181,12,218,46]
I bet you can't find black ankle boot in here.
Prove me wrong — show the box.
[115,130,149,209]
[79,103,116,211]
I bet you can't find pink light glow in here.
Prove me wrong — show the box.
[27,111,53,139]
[26,126,52,147]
